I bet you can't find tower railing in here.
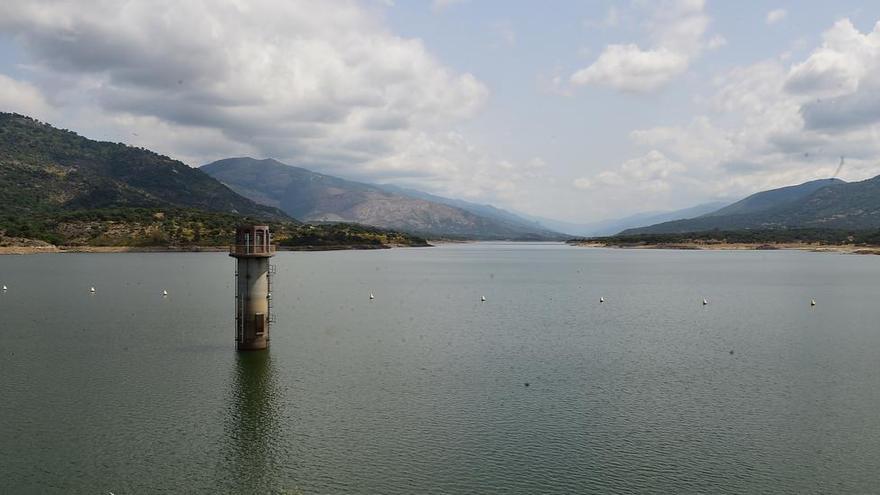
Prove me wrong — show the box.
[229,244,276,256]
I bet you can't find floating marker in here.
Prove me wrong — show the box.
[90,287,96,293]
[481,295,486,302]
[369,292,374,300]
[162,289,168,296]
[810,299,816,307]
[599,297,605,303]
[702,298,708,306]
[1,285,6,291]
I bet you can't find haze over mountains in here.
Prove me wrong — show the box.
[202,157,564,240]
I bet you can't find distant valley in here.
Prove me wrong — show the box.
[202,157,564,240]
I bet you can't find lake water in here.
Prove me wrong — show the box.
[2,243,880,493]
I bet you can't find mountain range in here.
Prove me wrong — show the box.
[202,157,564,240]
[620,177,880,234]
[0,113,430,249]
[0,112,286,221]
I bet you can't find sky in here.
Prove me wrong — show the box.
[1,1,880,223]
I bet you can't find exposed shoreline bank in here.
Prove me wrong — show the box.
[569,241,880,255]
[0,243,430,255]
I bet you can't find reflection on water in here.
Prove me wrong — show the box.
[218,352,285,493]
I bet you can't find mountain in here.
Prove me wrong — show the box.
[701,179,844,217]
[0,112,287,221]
[526,201,729,237]
[0,113,432,249]
[619,177,880,235]
[202,157,564,240]
[375,183,552,234]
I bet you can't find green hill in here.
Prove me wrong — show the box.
[0,113,427,249]
[621,176,880,234]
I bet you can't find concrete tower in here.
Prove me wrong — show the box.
[230,225,275,351]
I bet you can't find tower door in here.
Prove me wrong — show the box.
[254,313,265,335]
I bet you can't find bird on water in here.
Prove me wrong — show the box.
[481,295,486,302]
[600,296,605,303]
[369,292,374,300]
[90,286,96,293]
[702,298,708,306]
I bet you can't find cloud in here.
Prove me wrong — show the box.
[571,45,689,92]
[0,0,556,204]
[571,0,716,93]
[594,17,880,211]
[574,150,686,193]
[0,74,52,119]
[766,9,787,25]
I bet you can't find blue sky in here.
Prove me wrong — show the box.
[1,1,880,222]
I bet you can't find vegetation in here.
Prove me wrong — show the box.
[0,207,428,248]
[572,228,880,247]
[0,113,428,250]
[0,112,287,220]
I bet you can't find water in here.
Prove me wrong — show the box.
[2,243,880,493]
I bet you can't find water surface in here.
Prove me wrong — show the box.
[2,243,880,493]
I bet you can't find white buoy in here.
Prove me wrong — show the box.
[1,285,6,291]
[811,299,816,307]
[90,286,96,293]
[481,295,486,302]
[162,289,168,296]
[369,292,374,300]
[702,298,708,306]
[599,297,605,303]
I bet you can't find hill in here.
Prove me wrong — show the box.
[619,177,880,234]
[0,113,427,249]
[527,201,728,237]
[0,113,287,220]
[202,157,564,240]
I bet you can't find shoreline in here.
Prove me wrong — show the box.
[0,243,431,255]
[569,241,880,255]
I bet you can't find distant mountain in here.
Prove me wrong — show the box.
[527,201,729,237]
[702,179,844,217]
[0,112,287,221]
[202,157,564,240]
[376,183,552,234]
[619,177,880,234]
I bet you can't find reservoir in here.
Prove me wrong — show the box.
[2,243,880,493]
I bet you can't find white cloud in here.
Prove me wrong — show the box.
[0,74,53,119]
[594,17,880,210]
[571,0,716,92]
[0,0,553,204]
[766,9,787,25]
[571,45,689,92]
[574,150,686,193]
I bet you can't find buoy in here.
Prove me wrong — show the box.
[1,285,6,291]
[810,299,816,306]
[162,290,168,296]
[90,287,96,293]
[702,298,708,306]
[599,297,605,303]
[481,296,486,302]
[369,292,374,300]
